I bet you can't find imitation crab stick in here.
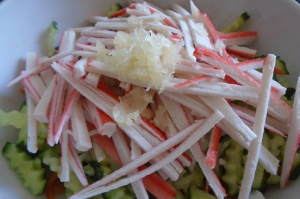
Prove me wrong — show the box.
[112,129,148,199]
[238,54,276,199]
[59,129,70,182]
[54,89,81,144]
[89,125,177,199]
[280,77,300,187]
[205,126,222,169]
[73,112,224,199]
[73,120,204,198]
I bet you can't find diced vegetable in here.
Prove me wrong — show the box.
[2,142,47,195]
[222,12,250,33]
[46,21,59,56]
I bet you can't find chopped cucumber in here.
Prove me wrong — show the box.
[47,21,59,57]
[0,109,27,129]
[275,57,289,75]
[222,12,250,33]
[103,187,134,199]
[221,136,244,196]
[188,187,216,199]
[107,3,123,18]
[65,172,84,198]
[2,142,47,196]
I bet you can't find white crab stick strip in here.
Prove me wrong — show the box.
[87,60,258,101]
[167,10,196,61]
[58,31,76,64]
[75,43,97,52]
[68,135,89,186]
[83,72,101,88]
[60,129,70,182]
[73,112,224,199]
[47,74,67,146]
[83,99,116,137]
[95,21,129,31]
[87,38,114,48]
[39,50,97,65]
[145,22,183,36]
[171,3,214,50]
[112,129,148,199]
[23,53,40,153]
[92,140,106,163]
[33,77,55,123]
[21,53,47,103]
[7,63,50,87]
[25,80,38,153]
[238,54,276,199]
[163,92,279,174]
[233,108,285,137]
[40,67,55,87]
[54,89,81,143]
[190,143,227,199]
[73,58,88,79]
[132,124,184,174]
[175,64,226,79]
[81,29,117,38]
[71,100,92,151]
[195,47,292,121]
[199,96,256,142]
[280,76,300,187]
[246,69,286,97]
[71,120,204,198]
[53,63,180,178]
[159,94,190,131]
[230,103,289,134]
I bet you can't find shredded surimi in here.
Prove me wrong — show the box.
[280,77,300,187]
[238,54,276,199]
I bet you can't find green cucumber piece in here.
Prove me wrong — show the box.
[221,137,244,196]
[289,153,300,180]
[222,12,250,33]
[107,3,123,18]
[275,57,289,75]
[103,186,134,199]
[2,142,47,195]
[188,187,216,199]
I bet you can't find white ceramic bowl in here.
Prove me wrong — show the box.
[0,0,299,198]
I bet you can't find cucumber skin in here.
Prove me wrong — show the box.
[222,12,250,33]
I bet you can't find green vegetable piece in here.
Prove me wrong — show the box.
[87,161,112,181]
[41,147,61,173]
[172,163,204,190]
[175,190,186,199]
[47,21,59,57]
[0,109,27,129]
[221,137,244,196]
[290,153,300,180]
[65,172,84,198]
[221,12,250,33]
[275,58,289,75]
[251,163,265,190]
[188,187,216,199]
[15,122,49,152]
[268,133,285,162]
[2,142,47,195]
[106,3,123,18]
[266,174,280,185]
[103,186,134,199]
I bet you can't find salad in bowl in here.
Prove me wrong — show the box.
[0,0,300,199]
